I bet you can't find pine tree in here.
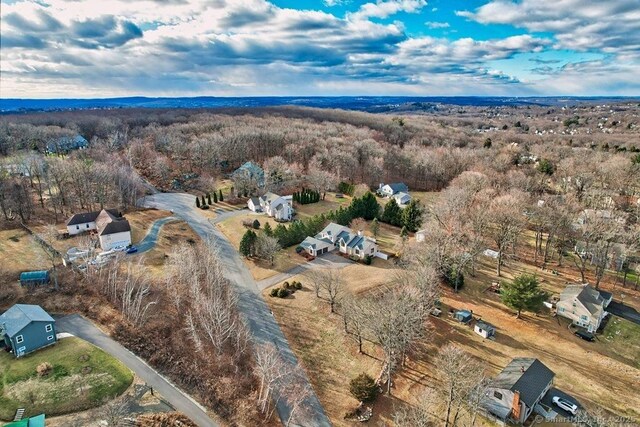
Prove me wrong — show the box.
[196,197,201,208]
[207,193,212,205]
[401,200,424,232]
[263,222,274,237]
[219,189,224,201]
[213,192,218,203]
[201,195,206,206]
[239,230,257,257]
[500,274,549,318]
[382,199,402,226]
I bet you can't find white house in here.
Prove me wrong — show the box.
[299,223,379,260]
[378,182,409,198]
[252,192,293,221]
[66,209,131,251]
[247,197,262,212]
[556,284,612,333]
[393,191,411,207]
[483,358,555,425]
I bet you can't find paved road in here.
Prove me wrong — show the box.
[257,252,352,290]
[607,301,640,325]
[57,314,218,427]
[135,216,178,253]
[140,193,332,427]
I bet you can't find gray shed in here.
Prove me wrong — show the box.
[0,304,57,358]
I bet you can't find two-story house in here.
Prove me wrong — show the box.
[556,284,612,333]
[299,223,379,260]
[247,192,293,221]
[378,182,409,198]
[483,358,555,425]
[0,304,57,358]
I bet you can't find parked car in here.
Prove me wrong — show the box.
[552,396,578,415]
[126,246,138,254]
[430,308,442,317]
[112,245,127,252]
[574,330,595,342]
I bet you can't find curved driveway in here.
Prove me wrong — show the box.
[140,193,331,427]
[57,314,218,427]
[135,216,178,253]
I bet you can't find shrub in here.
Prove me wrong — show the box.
[294,281,302,290]
[270,288,279,297]
[283,281,290,289]
[36,362,53,377]
[252,219,261,229]
[349,373,378,402]
[277,288,289,298]
[364,255,372,265]
[200,204,209,210]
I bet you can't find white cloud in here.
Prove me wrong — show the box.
[349,0,427,21]
[425,21,449,29]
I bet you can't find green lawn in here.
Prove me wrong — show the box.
[0,337,133,420]
[601,317,640,369]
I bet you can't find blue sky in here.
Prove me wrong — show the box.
[1,0,638,97]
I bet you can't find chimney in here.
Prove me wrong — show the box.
[357,230,363,236]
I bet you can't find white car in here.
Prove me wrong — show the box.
[552,396,578,415]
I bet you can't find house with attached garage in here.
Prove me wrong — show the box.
[378,182,409,198]
[66,209,132,251]
[248,192,293,221]
[556,284,612,333]
[483,358,555,425]
[0,304,57,358]
[299,222,379,260]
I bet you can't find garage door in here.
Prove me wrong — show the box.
[321,247,329,254]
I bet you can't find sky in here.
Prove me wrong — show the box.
[0,0,639,98]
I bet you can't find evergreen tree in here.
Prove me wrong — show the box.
[263,222,273,237]
[382,199,402,226]
[207,193,212,205]
[401,199,424,232]
[252,219,261,229]
[500,274,549,318]
[219,189,224,201]
[239,230,257,257]
[201,195,206,206]
[196,197,201,208]
[371,217,380,237]
[213,192,218,203]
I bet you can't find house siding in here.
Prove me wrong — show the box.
[67,221,96,235]
[99,231,132,251]
[556,299,603,332]
[9,321,57,357]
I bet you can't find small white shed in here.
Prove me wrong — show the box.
[474,321,496,339]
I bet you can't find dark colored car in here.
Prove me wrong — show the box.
[126,246,138,254]
[574,330,595,342]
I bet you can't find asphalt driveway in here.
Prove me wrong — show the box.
[57,314,218,427]
[135,216,178,253]
[139,193,331,427]
[607,301,640,325]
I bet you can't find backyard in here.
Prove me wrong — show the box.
[0,337,133,420]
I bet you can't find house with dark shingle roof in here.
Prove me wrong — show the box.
[556,284,612,333]
[483,358,555,424]
[0,304,57,358]
[378,182,409,198]
[232,161,265,188]
[46,134,88,154]
[66,209,131,251]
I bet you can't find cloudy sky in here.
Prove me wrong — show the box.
[1,0,639,98]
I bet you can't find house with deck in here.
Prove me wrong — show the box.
[0,304,57,358]
[556,284,612,333]
[66,209,131,251]
[483,358,555,424]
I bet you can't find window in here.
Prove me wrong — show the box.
[580,315,588,321]
[76,225,80,230]
[558,307,565,313]
[47,335,54,341]
[371,248,375,254]
[45,324,53,332]
[494,391,503,400]
[86,223,90,228]
[16,335,24,344]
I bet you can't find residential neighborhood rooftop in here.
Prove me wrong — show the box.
[0,304,54,337]
[492,358,555,408]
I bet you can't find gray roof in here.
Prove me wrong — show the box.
[0,304,54,337]
[249,197,260,206]
[492,358,554,408]
[318,223,351,240]
[560,284,606,317]
[385,183,409,193]
[261,192,282,203]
